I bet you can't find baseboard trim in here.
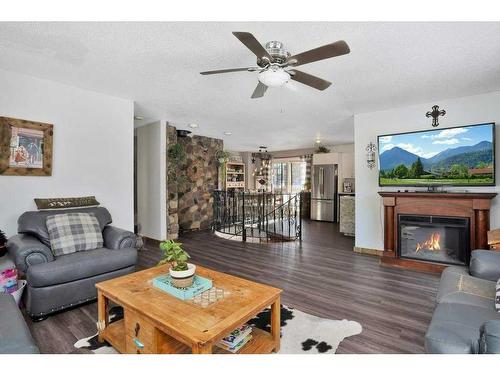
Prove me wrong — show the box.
[353,246,383,257]
[380,256,445,273]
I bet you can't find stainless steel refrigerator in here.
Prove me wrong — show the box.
[311,164,338,222]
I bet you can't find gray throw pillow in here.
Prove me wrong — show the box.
[46,212,104,256]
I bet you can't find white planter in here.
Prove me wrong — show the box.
[169,263,196,288]
[169,263,196,278]
[11,280,27,306]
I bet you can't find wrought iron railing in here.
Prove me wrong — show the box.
[213,190,302,242]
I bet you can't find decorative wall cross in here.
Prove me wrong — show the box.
[366,142,377,170]
[426,105,446,127]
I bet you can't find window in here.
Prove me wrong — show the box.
[271,160,306,193]
[272,162,288,192]
[290,162,306,193]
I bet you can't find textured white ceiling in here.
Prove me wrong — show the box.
[1,22,500,151]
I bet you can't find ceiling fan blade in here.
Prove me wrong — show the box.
[232,32,272,62]
[288,69,332,90]
[200,67,257,75]
[288,40,350,67]
[251,82,268,99]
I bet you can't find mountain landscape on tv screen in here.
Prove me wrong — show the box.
[379,140,494,186]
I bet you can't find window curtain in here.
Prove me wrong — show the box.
[300,154,313,189]
[263,155,273,191]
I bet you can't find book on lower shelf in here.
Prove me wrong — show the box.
[216,325,253,353]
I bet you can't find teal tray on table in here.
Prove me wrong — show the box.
[152,274,213,300]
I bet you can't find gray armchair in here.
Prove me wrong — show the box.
[7,207,138,320]
[425,250,500,354]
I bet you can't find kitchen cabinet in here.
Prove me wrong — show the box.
[312,152,339,165]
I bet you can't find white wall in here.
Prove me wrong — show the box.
[330,144,355,154]
[354,91,500,251]
[0,69,134,236]
[135,121,167,240]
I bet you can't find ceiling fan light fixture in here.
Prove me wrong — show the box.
[258,67,290,87]
[200,32,350,98]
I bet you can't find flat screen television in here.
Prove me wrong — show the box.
[378,122,495,187]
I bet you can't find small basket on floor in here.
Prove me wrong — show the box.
[11,280,27,306]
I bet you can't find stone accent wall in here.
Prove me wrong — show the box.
[166,125,223,238]
[166,126,179,239]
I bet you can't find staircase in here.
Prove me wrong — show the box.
[213,191,302,243]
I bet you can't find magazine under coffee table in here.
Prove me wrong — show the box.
[95,265,282,354]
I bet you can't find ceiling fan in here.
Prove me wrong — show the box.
[200,32,350,99]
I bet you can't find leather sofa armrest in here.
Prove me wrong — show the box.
[103,226,139,250]
[470,250,500,281]
[7,234,54,274]
[480,320,500,354]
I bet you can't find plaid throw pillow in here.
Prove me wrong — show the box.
[496,279,500,312]
[46,213,103,256]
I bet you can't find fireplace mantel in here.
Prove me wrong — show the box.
[379,192,497,200]
[379,191,497,272]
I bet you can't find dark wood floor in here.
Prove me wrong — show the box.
[25,220,440,354]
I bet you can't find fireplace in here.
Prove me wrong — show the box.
[398,215,470,266]
[378,192,496,272]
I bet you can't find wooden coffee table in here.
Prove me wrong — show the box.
[95,265,282,354]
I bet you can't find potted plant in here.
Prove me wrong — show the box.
[167,143,187,186]
[157,240,195,288]
[303,181,311,191]
[215,150,232,189]
[316,145,330,154]
[0,230,7,257]
[216,149,231,164]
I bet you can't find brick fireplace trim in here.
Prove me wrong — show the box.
[378,191,497,272]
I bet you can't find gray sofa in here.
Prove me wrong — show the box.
[0,293,39,353]
[425,250,500,353]
[7,207,138,319]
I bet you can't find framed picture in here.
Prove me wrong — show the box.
[0,116,53,176]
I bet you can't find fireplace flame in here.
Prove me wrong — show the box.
[415,233,441,253]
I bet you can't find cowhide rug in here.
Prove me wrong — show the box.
[74,305,362,354]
